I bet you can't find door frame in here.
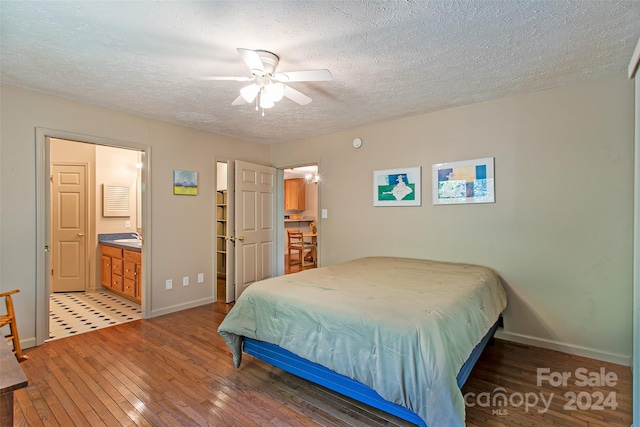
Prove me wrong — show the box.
[276,160,321,274]
[35,128,152,346]
[629,36,639,427]
[213,158,236,303]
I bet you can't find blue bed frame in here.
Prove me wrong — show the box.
[243,319,500,427]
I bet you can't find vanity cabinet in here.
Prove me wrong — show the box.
[285,178,305,211]
[100,244,141,304]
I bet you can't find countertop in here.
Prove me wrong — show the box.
[284,217,315,222]
[98,233,142,251]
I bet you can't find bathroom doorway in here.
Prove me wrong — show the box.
[35,128,151,346]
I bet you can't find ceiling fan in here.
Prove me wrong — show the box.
[204,48,332,115]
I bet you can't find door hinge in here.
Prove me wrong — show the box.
[50,175,53,183]
[51,269,54,276]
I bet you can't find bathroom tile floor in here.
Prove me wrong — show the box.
[48,291,141,341]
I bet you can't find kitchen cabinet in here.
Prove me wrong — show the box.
[285,178,305,211]
[100,244,141,304]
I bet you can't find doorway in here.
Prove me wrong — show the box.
[215,160,278,303]
[283,164,319,274]
[35,128,151,346]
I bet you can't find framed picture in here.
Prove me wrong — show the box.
[432,157,494,205]
[173,170,198,196]
[373,167,421,206]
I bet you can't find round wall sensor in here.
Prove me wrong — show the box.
[352,138,362,149]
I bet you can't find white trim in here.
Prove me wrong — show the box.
[35,127,152,346]
[495,330,631,367]
[631,35,640,427]
[35,130,50,346]
[150,297,215,318]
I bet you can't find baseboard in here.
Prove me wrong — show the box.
[495,330,631,366]
[20,336,37,350]
[149,296,215,318]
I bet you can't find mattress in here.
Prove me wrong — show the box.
[218,256,507,426]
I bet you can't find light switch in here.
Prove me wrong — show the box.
[321,209,328,219]
[125,221,131,228]
[197,273,204,283]
[183,276,189,286]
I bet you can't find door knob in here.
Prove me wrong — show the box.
[77,233,85,237]
[237,236,244,241]
[227,236,236,242]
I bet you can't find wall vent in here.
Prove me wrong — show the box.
[103,184,130,217]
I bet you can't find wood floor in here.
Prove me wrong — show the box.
[13,299,632,426]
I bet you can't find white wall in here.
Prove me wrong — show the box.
[0,84,270,348]
[271,74,635,364]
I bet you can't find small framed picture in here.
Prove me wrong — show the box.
[432,157,494,205]
[373,167,421,206]
[173,170,198,196]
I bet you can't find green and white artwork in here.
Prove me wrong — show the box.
[373,167,421,206]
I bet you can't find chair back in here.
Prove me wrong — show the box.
[287,229,304,246]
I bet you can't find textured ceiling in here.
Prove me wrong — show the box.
[2,1,640,145]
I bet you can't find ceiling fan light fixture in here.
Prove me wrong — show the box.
[264,82,285,102]
[240,83,260,103]
[259,90,275,109]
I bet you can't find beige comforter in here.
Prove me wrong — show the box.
[218,257,507,426]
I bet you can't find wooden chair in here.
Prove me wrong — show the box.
[287,229,315,269]
[0,290,28,362]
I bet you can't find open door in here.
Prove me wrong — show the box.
[234,160,276,300]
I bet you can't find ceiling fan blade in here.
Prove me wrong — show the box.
[231,94,247,106]
[201,76,253,82]
[274,69,332,82]
[283,85,312,105]
[237,48,265,75]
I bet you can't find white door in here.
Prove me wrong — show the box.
[51,164,87,292]
[234,160,276,299]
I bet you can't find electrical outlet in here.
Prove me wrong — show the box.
[183,276,189,286]
[197,273,204,283]
[165,279,173,290]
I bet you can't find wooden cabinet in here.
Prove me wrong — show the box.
[123,250,142,300]
[285,178,305,211]
[100,244,141,304]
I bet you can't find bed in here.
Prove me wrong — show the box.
[218,257,507,426]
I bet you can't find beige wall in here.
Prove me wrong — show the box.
[95,145,139,235]
[271,74,635,364]
[0,84,270,348]
[1,74,634,364]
